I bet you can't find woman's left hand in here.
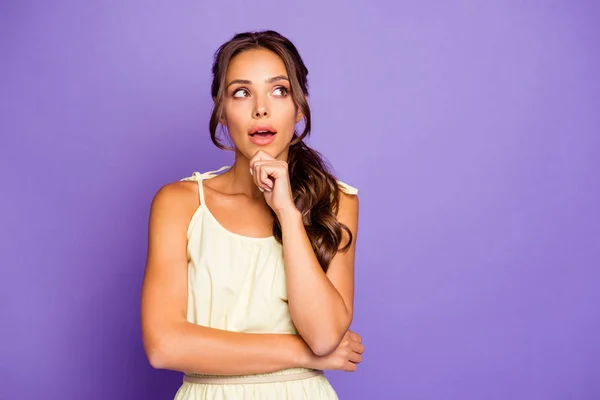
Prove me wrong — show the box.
[249,150,296,216]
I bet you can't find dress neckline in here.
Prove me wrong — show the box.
[199,167,278,243]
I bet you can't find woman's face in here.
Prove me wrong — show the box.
[219,48,303,160]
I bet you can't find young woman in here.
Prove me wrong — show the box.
[141,30,364,399]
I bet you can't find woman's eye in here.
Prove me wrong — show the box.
[273,87,288,96]
[233,89,249,98]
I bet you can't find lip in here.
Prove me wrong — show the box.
[248,123,277,146]
[249,132,277,146]
[248,124,277,135]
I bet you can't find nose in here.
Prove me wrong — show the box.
[253,99,270,119]
[254,109,269,118]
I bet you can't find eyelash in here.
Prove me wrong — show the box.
[233,86,289,98]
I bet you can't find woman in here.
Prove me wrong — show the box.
[141,30,364,399]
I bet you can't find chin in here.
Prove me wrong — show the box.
[250,144,280,157]
[232,134,292,159]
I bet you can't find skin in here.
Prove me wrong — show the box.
[140,48,364,375]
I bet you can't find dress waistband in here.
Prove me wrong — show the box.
[183,370,324,385]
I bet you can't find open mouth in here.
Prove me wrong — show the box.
[249,130,276,137]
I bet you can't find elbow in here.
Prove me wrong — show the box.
[143,334,171,370]
[304,315,352,356]
[307,332,344,357]
[147,347,168,369]
[311,342,338,357]
[142,320,187,370]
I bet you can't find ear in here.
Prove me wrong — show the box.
[213,97,227,126]
[295,95,308,123]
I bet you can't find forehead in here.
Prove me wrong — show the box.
[226,48,288,81]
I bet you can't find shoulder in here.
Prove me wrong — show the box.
[148,179,200,224]
[152,180,198,207]
[335,180,359,222]
[337,180,359,196]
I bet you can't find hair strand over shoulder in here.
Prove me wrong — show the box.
[209,30,353,271]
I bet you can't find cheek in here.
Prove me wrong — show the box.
[273,100,299,125]
[222,103,247,130]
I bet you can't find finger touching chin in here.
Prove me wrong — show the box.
[252,149,276,160]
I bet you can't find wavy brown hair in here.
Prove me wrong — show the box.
[209,30,353,272]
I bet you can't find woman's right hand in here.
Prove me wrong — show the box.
[304,330,364,372]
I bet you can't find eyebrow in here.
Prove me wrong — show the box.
[226,75,289,88]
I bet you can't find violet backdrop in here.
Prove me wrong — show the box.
[1,1,599,399]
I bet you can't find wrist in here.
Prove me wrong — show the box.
[275,207,302,223]
[288,334,313,369]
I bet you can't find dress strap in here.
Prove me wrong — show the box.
[337,180,359,195]
[181,166,231,205]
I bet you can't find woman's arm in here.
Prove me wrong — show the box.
[277,190,359,356]
[140,182,311,375]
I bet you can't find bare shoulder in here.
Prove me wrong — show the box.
[337,185,359,222]
[148,180,200,228]
[152,180,198,205]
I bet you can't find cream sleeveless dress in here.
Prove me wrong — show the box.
[174,166,358,400]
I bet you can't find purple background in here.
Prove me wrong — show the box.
[1,1,599,399]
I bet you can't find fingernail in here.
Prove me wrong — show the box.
[249,168,253,176]
[258,187,264,192]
